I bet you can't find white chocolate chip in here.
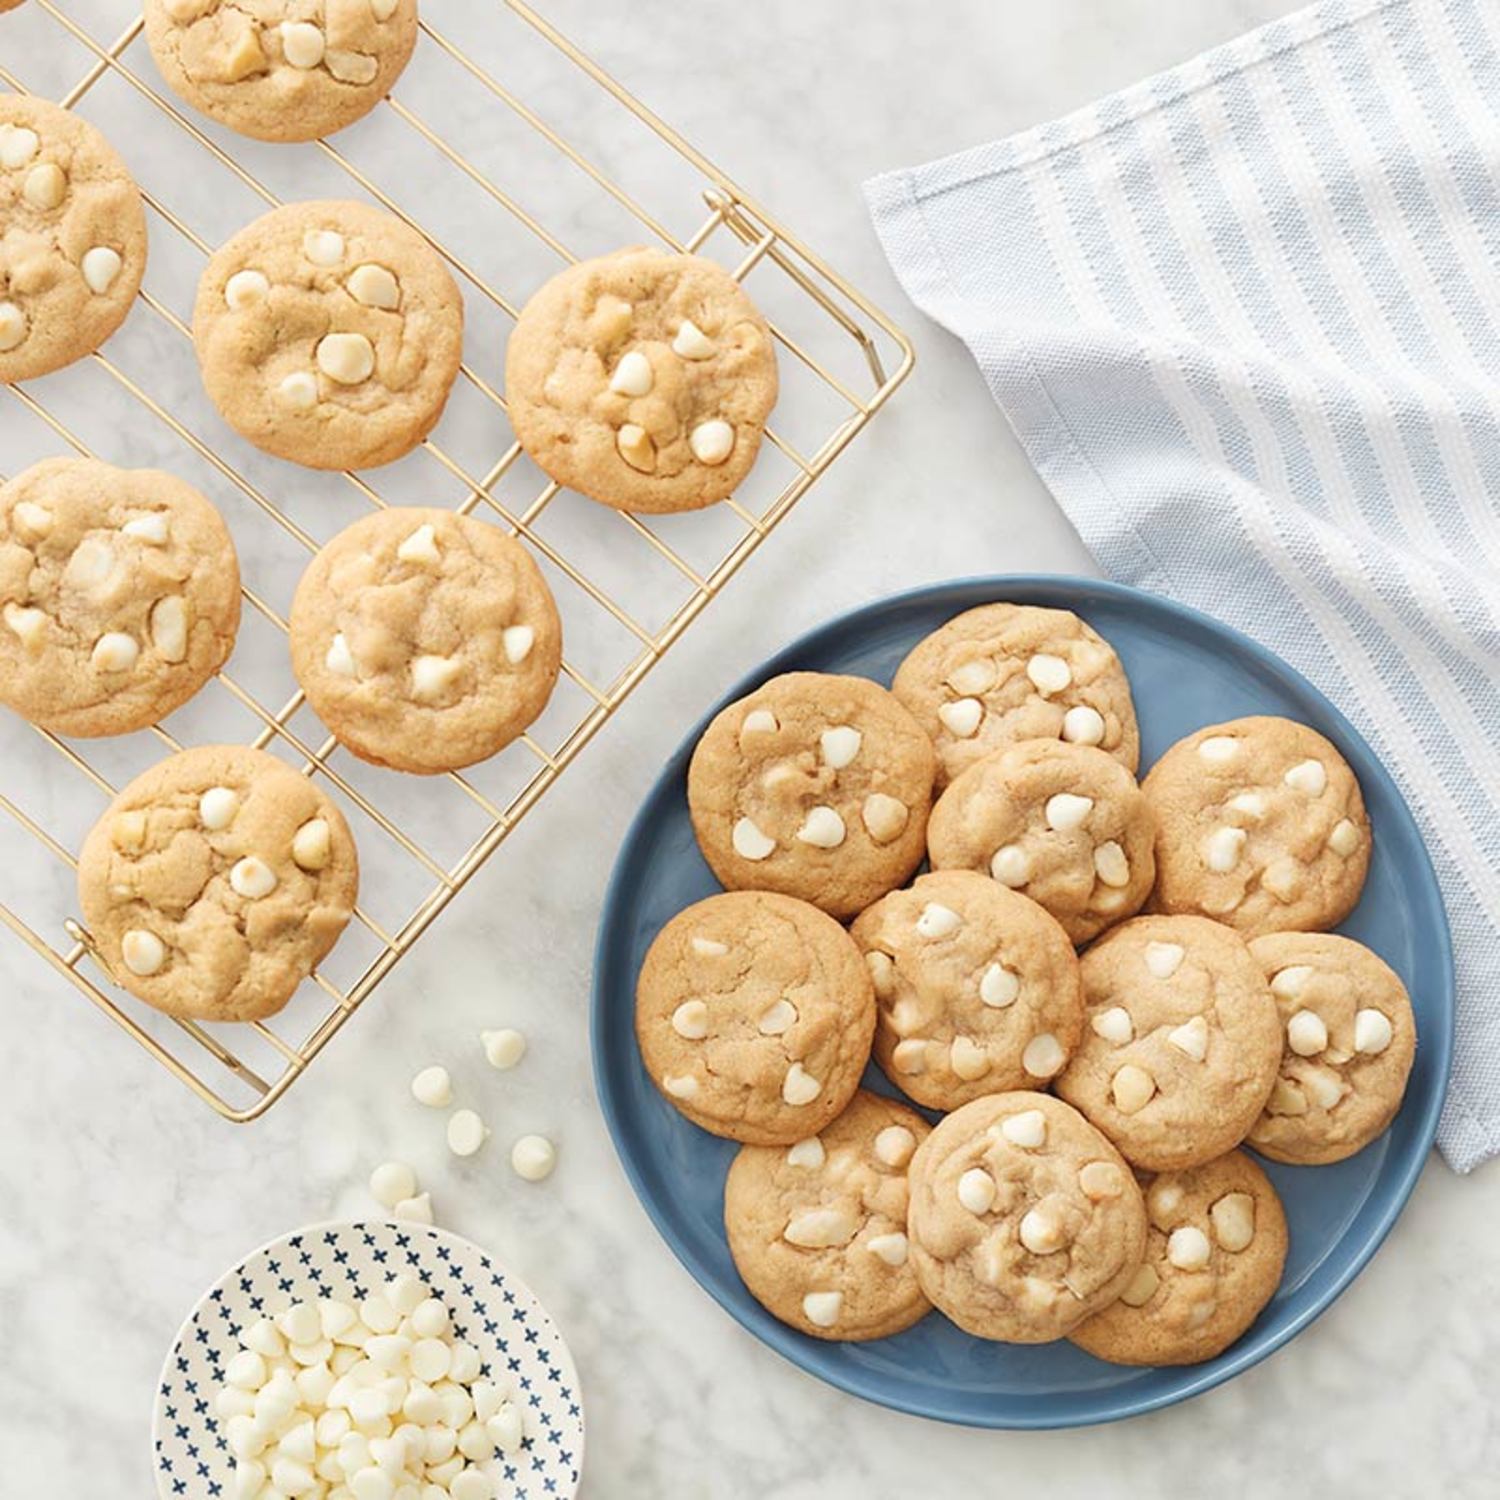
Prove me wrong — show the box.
[979,963,1019,1008]
[671,999,709,1039]
[122,512,169,544]
[293,818,332,871]
[957,1167,996,1215]
[1203,825,1247,872]
[1198,735,1239,763]
[784,1207,858,1248]
[112,811,147,852]
[915,901,962,939]
[397,523,440,565]
[874,1125,916,1168]
[938,697,983,738]
[1267,1078,1309,1116]
[492,623,535,668]
[867,1232,908,1267]
[225,268,270,310]
[616,422,656,472]
[820,724,862,769]
[1026,653,1072,695]
[122,929,166,977]
[1355,1008,1393,1055]
[316,329,375,387]
[1210,1192,1256,1253]
[1022,1032,1065,1078]
[23,162,66,210]
[1093,840,1130,888]
[511,1134,556,1183]
[691,936,728,958]
[411,654,461,702]
[732,816,775,861]
[1019,1208,1066,1255]
[990,844,1031,887]
[3,603,46,651]
[785,1137,824,1169]
[1149,1180,1185,1221]
[81,245,123,295]
[662,1074,698,1100]
[861,793,908,844]
[801,1291,842,1329]
[757,998,797,1035]
[1167,1015,1210,1062]
[446,1108,489,1157]
[609,350,654,397]
[1000,1110,1046,1148]
[327,48,380,83]
[1061,704,1106,746]
[672,319,715,359]
[1271,965,1314,1000]
[796,805,845,849]
[282,20,327,68]
[150,595,188,662]
[1046,792,1093,831]
[13,501,52,539]
[481,1027,526,1069]
[781,1062,821,1106]
[370,0,399,16]
[1092,1005,1134,1044]
[326,632,356,677]
[1284,758,1328,796]
[1112,1063,1156,1113]
[739,708,778,743]
[1307,1068,1346,1110]
[946,658,997,696]
[230,856,277,900]
[0,125,39,169]
[891,1038,927,1075]
[0,302,26,351]
[1186,1298,1218,1330]
[199,786,239,831]
[278,371,318,410]
[1262,857,1303,902]
[1167,1225,1212,1272]
[950,1035,990,1081]
[689,419,735,466]
[1119,1263,1159,1307]
[1329,818,1361,856]
[91,631,139,673]
[411,1065,452,1108]
[347,263,400,310]
[1228,791,1267,819]
[1287,1009,1328,1056]
[1079,1161,1125,1200]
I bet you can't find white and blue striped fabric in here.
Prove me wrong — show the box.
[867,0,1500,1170]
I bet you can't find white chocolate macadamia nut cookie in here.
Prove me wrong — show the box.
[635,891,876,1145]
[193,200,463,471]
[0,458,240,737]
[289,508,562,774]
[851,870,1083,1112]
[506,247,778,514]
[1247,931,1417,1165]
[687,671,937,919]
[1069,1150,1288,1366]
[1055,916,1282,1172]
[1142,716,1370,937]
[724,1090,932,1341]
[892,602,1140,788]
[77,745,358,1021]
[143,0,419,144]
[926,740,1155,945]
[0,97,148,382]
[905,1091,1147,1343]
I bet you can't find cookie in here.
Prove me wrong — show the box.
[1142,716,1371,937]
[1246,932,1417,1165]
[926,740,1155,945]
[192,200,463,471]
[892,603,1140,788]
[0,458,241,737]
[1055,916,1283,1171]
[724,1090,932,1341]
[687,672,936,919]
[289,508,561,775]
[851,870,1083,1110]
[1069,1150,1288,1366]
[905,1091,1147,1343]
[635,891,875,1145]
[143,0,418,144]
[0,3,26,16]
[77,745,358,1022]
[0,98,147,382]
[506,246,778,514]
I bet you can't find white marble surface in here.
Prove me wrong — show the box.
[2,1,1497,1496]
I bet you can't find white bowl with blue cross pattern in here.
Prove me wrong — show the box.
[152,1219,584,1499]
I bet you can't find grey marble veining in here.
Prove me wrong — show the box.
[1,3,1495,1497]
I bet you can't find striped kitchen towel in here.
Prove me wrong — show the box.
[866,0,1500,1170]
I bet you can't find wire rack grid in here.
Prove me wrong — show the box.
[0,0,914,1121]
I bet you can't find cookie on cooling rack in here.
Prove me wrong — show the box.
[506,246,779,514]
[0,97,147,382]
[193,200,463,471]
[289,507,562,774]
[0,458,241,737]
[77,745,358,1022]
[143,0,419,144]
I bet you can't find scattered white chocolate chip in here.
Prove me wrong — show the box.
[1228,791,1267,819]
[1284,758,1328,796]
[316,331,375,385]
[23,162,66,210]
[347,263,400,310]
[112,811,147,852]
[758,998,797,1035]
[1112,1063,1156,1113]
[1306,1068,1346,1110]
[691,936,728,958]
[13,500,52,538]
[957,1167,996,1215]
[411,654,461,702]
[946,658,996,696]
[1262,857,1303,901]
[370,0,399,17]
[1329,818,1361,856]
[950,1035,991,1081]
[1271,965,1313,1000]
[867,1232,908,1267]
[786,1137,825,1169]
[91,631,139,673]
[1167,1015,1210,1062]
[1287,1009,1328,1057]
[781,1062,821,1106]
[1046,792,1094,832]
[3,603,46,651]
[1079,1161,1124,1200]
[446,1108,489,1157]
[990,844,1031,887]
[1000,1109,1046,1148]
[1267,1078,1309,1116]
[1093,840,1130,888]
[81,245,123,295]
[281,20,327,68]
[1354,1008,1393,1055]
[802,1291,842,1329]
[820,724,862,769]
[784,1207,858,1248]
[796,805,846,849]
[411,1065,452,1108]
[278,371,318,410]
[150,595,188,662]
[1119,1262,1160,1307]
[1061,704,1105,746]
[1022,1032,1065,1079]
[672,318,715,359]
[1149,1180,1185,1220]
[122,511,169,545]
[861,793,908,844]
[663,1074,698,1100]
[326,49,379,84]
[497,623,535,666]
[303,230,345,269]
[980,963,1019,1008]
[874,1125,916,1168]
[199,786,239,831]
[478,1028,526,1071]
[915,901,962,939]
[225,268,270,311]
[368,1161,417,1209]
[1198,735,1238,763]
[739,707,777,742]
[616,422,656,472]
[1167,1225,1212,1272]
[0,302,25,351]
[891,1038,927,1075]
[511,1134,556,1183]
[397,523,440,565]
[230,856,278,900]
[609,349,654,397]
[292,818,332,872]
[732,816,776,861]
[1092,1005,1134,1045]
[689,419,735,466]
[1210,1192,1256,1252]
[1204,825,1247,872]
[1019,1208,1066,1255]
[938,698,983,738]
[122,928,166,977]
[325,633,356,677]
[668,999,709,1040]
[1026,653,1072,695]
[0,125,39,169]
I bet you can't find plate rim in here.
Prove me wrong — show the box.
[149,1215,587,1494]
[590,573,1455,1430]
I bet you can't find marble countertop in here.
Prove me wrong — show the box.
[3,2,1495,1496]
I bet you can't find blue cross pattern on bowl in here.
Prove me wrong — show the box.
[152,1219,585,1498]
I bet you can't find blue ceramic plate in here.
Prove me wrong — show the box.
[591,577,1453,1429]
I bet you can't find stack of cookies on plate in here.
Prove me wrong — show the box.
[635,602,1418,1364]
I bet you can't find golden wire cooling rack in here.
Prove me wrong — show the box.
[0,0,914,1121]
